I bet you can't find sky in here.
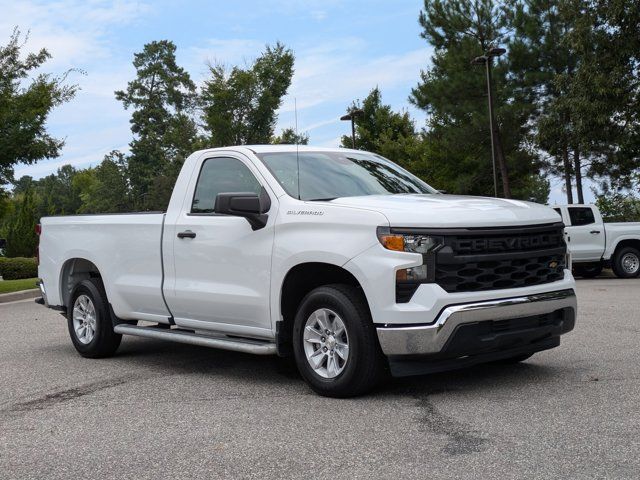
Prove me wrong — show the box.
[1,0,590,204]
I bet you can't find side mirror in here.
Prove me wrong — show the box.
[214,187,272,230]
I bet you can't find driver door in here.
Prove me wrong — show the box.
[165,155,275,338]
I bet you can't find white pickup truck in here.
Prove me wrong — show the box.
[553,204,640,278]
[36,146,577,397]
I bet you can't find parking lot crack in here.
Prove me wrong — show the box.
[415,393,490,456]
[4,375,138,413]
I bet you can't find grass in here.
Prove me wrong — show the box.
[0,278,39,294]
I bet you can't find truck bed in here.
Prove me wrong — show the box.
[38,213,170,321]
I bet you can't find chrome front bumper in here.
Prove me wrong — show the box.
[376,289,577,356]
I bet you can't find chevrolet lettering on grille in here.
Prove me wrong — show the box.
[455,233,562,253]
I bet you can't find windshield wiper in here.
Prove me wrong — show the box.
[307,197,337,201]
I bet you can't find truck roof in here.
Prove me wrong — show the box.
[553,204,596,208]
[193,144,364,156]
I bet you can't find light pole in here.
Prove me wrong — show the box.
[340,108,364,148]
[472,46,506,198]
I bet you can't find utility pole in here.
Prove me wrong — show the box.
[340,109,364,149]
[472,47,511,198]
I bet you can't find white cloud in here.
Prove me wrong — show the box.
[280,39,430,114]
[310,10,328,21]
[185,38,265,72]
[6,3,431,178]
[0,0,150,70]
[2,0,150,180]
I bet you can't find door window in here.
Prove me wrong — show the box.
[568,207,595,226]
[191,157,261,213]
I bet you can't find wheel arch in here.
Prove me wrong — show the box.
[613,238,640,256]
[276,262,371,356]
[59,257,103,309]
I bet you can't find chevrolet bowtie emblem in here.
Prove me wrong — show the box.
[549,261,559,268]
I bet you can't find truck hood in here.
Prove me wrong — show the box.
[326,194,561,228]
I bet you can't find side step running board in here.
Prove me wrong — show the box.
[113,324,277,355]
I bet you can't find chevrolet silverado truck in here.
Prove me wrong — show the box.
[36,146,577,397]
[553,204,640,278]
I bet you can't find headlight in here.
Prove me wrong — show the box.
[377,227,444,302]
[377,227,444,254]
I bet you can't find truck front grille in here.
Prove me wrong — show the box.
[435,253,566,292]
[434,223,566,293]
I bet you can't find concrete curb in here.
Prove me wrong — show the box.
[0,289,40,304]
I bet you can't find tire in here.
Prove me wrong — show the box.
[612,246,640,279]
[292,284,384,398]
[494,353,534,364]
[67,278,122,358]
[574,263,603,278]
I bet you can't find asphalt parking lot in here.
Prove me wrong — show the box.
[1,278,639,479]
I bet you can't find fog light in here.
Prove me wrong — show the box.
[397,265,428,282]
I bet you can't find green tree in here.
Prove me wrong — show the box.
[36,165,82,216]
[595,192,640,222]
[74,151,132,213]
[507,0,640,203]
[0,28,78,188]
[116,40,198,209]
[201,43,294,147]
[411,0,548,202]
[340,88,423,175]
[340,88,416,150]
[11,175,35,195]
[271,127,309,145]
[567,0,640,191]
[5,188,38,257]
[507,0,585,203]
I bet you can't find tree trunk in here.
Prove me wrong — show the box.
[562,144,574,204]
[494,126,512,198]
[574,147,584,204]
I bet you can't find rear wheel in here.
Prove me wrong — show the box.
[67,278,121,358]
[292,284,384,397]
[612,246,640,278]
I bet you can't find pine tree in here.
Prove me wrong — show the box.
[411,0,548,201]
[115,40,198,209]
[339,88,423,176]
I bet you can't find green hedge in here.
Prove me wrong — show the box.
[0,257,38,280]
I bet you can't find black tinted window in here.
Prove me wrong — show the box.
[191,157,261,213]
[568,207,595,226]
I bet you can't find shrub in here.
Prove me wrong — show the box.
[0,257,38,280]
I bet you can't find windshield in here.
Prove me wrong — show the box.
[256,151,436,201]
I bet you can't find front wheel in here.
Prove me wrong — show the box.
[292,284,384,397]
[612,247,640,278]
[67,278,122,358]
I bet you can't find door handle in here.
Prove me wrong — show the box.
[590,230,601,234]
[177,230,196,239]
